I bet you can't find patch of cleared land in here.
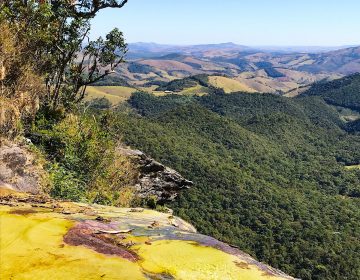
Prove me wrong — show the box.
[153,85,210,97]
[85,86,137,105]
[178,85,210,96]
[208,76,256,93]
[283,86,311,97]
[138,60,198,72]
[345,165,360,170]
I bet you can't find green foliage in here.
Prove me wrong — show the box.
[128,62,154,74]
[154,74,224,95]
[31,111,138,206]
[155,77,198,92]
[129,91,192,116]
[114,92,360,280]
[346,118,360,133]
[86,98,112,110]
[146,195,158,209]
[49,163,86,201]
[157,74,209,90]
[1,1,128,110]
[303,73,360,111]
[92,75,130,86]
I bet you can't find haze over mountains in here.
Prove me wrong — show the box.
[128,42,355,56]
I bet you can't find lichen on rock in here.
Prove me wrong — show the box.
[0,189,297,280]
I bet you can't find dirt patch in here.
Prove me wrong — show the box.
[63,221,139,262]
[235,261,250,269]
[9,208,38,215]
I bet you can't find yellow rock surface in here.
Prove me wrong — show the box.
[134,240,283,280]
[0,207,145,280]
[0,191,294,280]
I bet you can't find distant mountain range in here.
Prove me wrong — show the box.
[88,43,360,99]
[128,42,252,57]
[127,42,358,57]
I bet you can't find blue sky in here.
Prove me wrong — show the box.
[90,0,360,46]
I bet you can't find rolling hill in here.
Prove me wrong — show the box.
[107,43,359,96]
[296,47,360,74]
[85,86,138,105]
[208,76,256,93]
[301,73,360,111]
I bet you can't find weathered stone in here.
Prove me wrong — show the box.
[0,140,47,194]
[117,146,193,203]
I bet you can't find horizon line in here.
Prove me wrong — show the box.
[128,41,359,48]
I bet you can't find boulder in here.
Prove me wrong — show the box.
[0,139,46,194]
[117,146,193,203]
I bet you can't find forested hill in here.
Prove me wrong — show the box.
[302,73,360,111]
[113,91,360,280]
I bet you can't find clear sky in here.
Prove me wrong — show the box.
[90,0,360,46]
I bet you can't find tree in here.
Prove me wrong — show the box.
[0,0,129,110]
[0,21,43,137]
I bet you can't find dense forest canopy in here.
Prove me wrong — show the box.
[303,73,360,111]
[111,90,360,280]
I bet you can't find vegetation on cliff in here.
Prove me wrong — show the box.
[0,1,139,205]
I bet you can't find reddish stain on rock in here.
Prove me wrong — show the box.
[63,221,139,262]
[10,208,38,215]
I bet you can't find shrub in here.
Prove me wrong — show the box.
[32,112,138,206]
[0,23,43,138]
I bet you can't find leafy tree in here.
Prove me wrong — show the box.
[0,21,43,137]
[0,0,129,110]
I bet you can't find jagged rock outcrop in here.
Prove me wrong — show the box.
[118,146,193,203]
[0,140,191,204]
[0,139,47,194]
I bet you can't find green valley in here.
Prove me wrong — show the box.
[109,89,360,280]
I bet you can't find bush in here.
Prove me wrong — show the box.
[49,163,86,201]
[32,112,139,206]
[86,98,112,110]
[0,23,43,138]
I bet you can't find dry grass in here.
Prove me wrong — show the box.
[0,23,43,138]
[208,76,256,93]
[84,86,137,105]
[345,165,360,170]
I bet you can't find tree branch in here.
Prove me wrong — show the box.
[73,0,129,18]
